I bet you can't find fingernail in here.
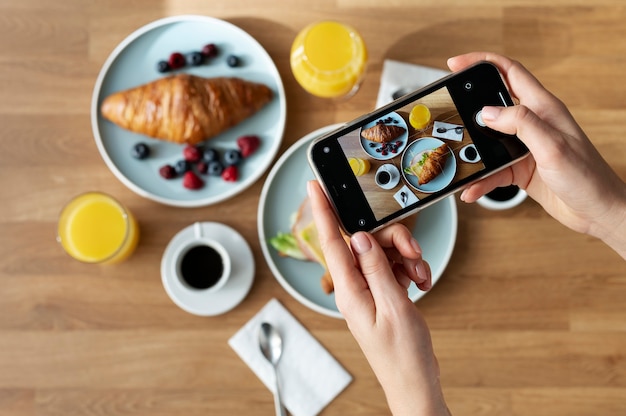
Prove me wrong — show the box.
[410,238,422,255]
[415,261,428,282]
[306,180,314,196]
[481,106,501,121]
[460,189,467,202]
[351,232,372,254]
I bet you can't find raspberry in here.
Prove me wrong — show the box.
[183,145,202,162]
[183,171,204,190]
[221,165,238,182]
[159,164,176,179]
[201,43,218,58]
[168,52,186,70]
[236,135,261,157]
[196,161,208,174]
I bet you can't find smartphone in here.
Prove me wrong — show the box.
[308,61,529,235]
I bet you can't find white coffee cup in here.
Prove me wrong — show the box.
[476,185,527,210]
[171,222,231,293]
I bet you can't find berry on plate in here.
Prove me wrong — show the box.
[168,52,186,69]
[237,135,261,157]
[221,165,238,182]
[207,161,224,176]
[183,171,204,190]
[131,142,150,159]
[201,43,218,58]
[183,145,202,162]
[187,51,204,66]
[223,149,242,166]
[159,165,176,179]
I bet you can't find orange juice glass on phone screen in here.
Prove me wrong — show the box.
[290,21,367,98]
[57,192,139,264]
[409,104,431,131]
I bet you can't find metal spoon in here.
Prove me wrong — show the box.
[436,126,464,134]
[259,322,287,416]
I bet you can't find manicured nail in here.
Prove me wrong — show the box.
[415,261,428,282]
[351,232,372,254]
[410,237,422,255]
[481,106,502,121]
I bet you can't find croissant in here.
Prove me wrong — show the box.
[100,74,273,145]
[405,143,450,185]
[360,123,406,143]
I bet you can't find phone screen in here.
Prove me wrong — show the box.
[309,62,528,234]
[338,84,485,221]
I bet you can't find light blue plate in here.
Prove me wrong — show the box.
[359,111,408,160]
[258,125,458,319]
[91,15,286,207]
[401,137,456,193]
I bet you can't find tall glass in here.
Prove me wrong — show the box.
[290,21,367,99]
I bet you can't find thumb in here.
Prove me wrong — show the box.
[481,105,568,168]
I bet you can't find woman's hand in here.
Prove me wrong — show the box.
[448,52,626,258]
[308,180,450,416]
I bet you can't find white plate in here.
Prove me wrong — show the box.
[161,222,254,316]
[91,15,286,207]
[258,124,458,319]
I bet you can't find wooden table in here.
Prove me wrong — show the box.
[1,1,625,415]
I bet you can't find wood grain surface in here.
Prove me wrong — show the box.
[0,1,625,415]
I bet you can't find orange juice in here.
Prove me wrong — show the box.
[409,104,431,131]
[57,192,139,264]
[290,21,367,98]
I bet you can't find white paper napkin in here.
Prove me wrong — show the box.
[229,299,352,416]
[375,59,450,109]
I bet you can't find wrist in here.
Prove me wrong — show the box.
[383,378,450,416]
[590,181,626,260]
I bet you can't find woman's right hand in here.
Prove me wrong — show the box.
[448,52,626,258]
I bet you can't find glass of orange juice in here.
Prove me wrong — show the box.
[290,21,367,99]
[57,192,139,264]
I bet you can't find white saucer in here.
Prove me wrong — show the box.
[375,164,401,190]
[161,222,254,316]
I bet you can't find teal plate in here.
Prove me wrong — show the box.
[91,15,286,207]
[258,124,458,319]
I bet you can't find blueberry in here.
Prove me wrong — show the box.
[187,51,204,66]
[156,60,170,73]
[131,143,150,159]
[226,55,240,67]
[207,161,224,176]
[174,159,191,175]
[223,149,242,165]
[202,147,219,163]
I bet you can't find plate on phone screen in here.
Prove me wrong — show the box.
[258,124,458,319]
[401,137,456,193]
[91,15,286,207]
[359,112,408,160]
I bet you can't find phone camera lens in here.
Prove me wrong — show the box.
[464,81,473,91]
[323,146,330,154]
[358,219,366,226]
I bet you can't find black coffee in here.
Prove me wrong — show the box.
[377,171,391,184]
[486,185,519,202]
[180,245,224,290]
[464,146,478,161]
